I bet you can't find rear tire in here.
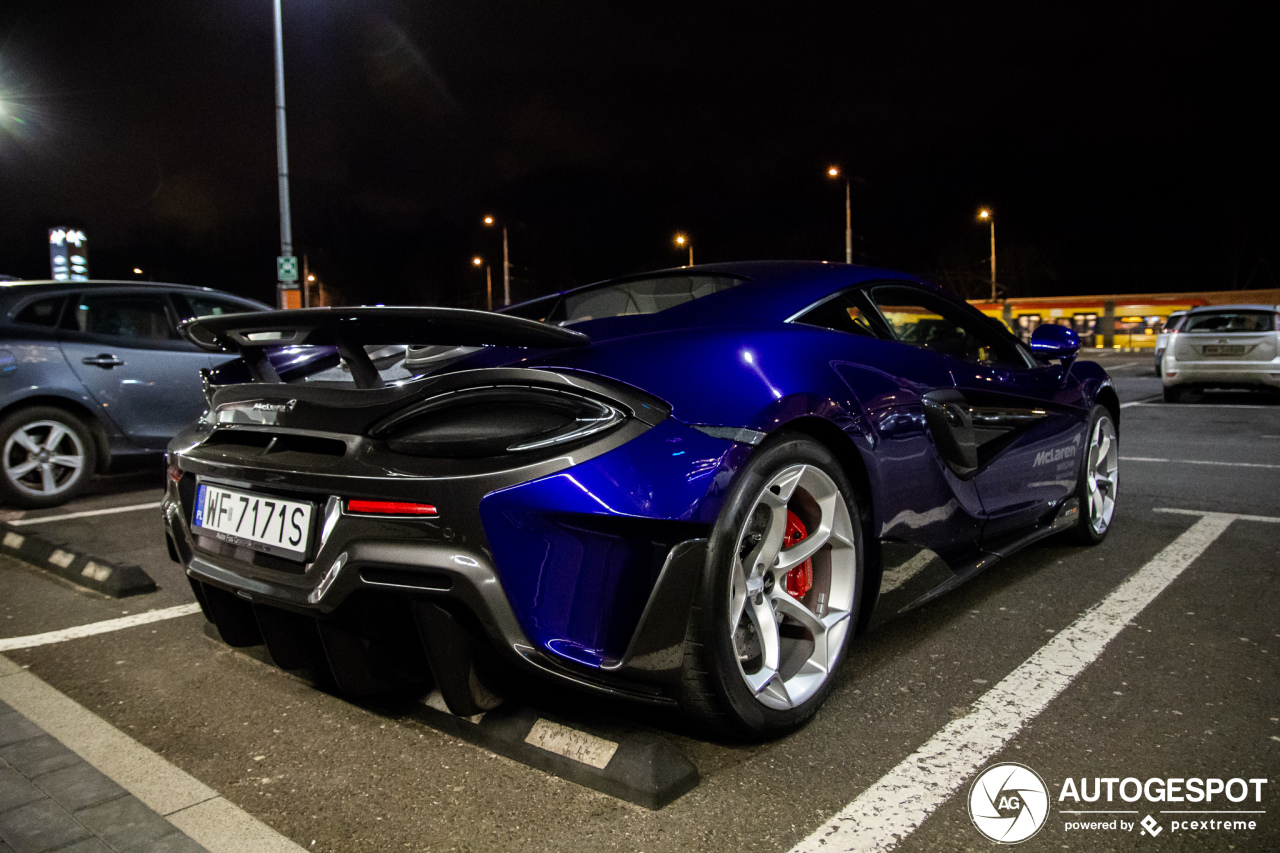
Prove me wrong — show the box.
[677,434,863,738]
[1068,405,1118,545]
[1162,385,1182,403]
[0,407,97,508]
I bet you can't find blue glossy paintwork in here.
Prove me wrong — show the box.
[462,262,1112,672]
[1029,323,1082,358]
[478,419,743,666]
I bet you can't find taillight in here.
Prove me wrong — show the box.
[346,500,438,516]
[167,464,183,483]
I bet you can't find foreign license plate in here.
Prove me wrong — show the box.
[1202,345,1245,356]
[193,483,314,560]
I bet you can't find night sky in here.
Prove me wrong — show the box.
[1,1,1275,309]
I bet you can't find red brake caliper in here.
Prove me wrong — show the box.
[784,510,814,599]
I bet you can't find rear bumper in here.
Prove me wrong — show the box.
[1162,358,1280,389]
[163,415,746,703]
[169,512,707,704]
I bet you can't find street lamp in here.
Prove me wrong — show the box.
[674,233,692,266]
[272,0,296,310]
[483,216,510,306]
[978,209,997,302]
[473,256,492,311]
[828,166,852,264]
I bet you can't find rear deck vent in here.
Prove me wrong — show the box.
[202,430,347,460]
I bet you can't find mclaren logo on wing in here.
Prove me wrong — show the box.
[215,399,299,425]
[251,400,298,413]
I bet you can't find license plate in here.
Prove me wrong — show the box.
[193,483,314,560]
[1202,345,1245,356]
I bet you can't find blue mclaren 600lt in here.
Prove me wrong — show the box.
[163,261,1119,738]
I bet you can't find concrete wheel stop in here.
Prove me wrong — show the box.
[0,522,156,597]
[418,691,700,809]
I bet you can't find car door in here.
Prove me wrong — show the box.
[58,290,214,449]
[863,283,1087,545]
[793,286,985,564]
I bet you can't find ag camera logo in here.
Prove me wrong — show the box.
[969,763,1050,844]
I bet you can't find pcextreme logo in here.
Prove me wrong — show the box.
[969,763,1270,844]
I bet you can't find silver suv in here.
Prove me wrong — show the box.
[1161,304,1280,402]
[0,280,266,507]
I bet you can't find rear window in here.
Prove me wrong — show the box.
[1182,310,1277,333]
[553,274,743,323]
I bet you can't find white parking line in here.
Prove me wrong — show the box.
[7,501,164,527]
[1126,402,1279,410]
[1119,396,1162,408]
[0,604,202,652]
[790,509,1263,853]
[0,655,305,852]
[1121,456,1280,470]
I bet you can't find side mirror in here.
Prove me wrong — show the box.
[1029,324,1080,372]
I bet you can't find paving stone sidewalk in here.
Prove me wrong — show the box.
[0,698,207,853]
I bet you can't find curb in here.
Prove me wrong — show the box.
[0,522,156,598]
[417,692,699,809]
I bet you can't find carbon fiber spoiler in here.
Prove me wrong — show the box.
[180,307,589,389]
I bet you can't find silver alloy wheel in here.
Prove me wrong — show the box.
[1085,416,1118,535]
[728,464,857,711]
[3,419,87,498]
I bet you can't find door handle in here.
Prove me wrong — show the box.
[82,354,126,369]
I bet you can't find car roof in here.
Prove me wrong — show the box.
[1185,303,1279,313]
[522,260,925,326]
[0,280,266,310]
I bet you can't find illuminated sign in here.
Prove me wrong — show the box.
[49,228,89,281]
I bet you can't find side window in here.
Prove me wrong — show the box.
[179,294,255,320]
[13,296,67,327]
[866,284,1029,368]
[67,294,177,342]
[793,290,884,338]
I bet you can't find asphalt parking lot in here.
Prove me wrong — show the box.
[2,350,1277,852]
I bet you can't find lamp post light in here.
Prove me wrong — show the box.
[473,256,492,311]
[482,216,510,306]
[272,0,296,310]
[978,209,997,303]
[674,234,693,266]
[828,166,852,264]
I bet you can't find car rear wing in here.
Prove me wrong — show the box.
[180,307,589,389]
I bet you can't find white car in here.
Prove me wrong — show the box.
[1161,304,1280,402]
[1153,310,1186,377]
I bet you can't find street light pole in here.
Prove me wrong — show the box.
[272,0,295,310]
[979,209,997,303]
[502,224,510,306]
[473,257,491,311]
[675,234,692,266]
[484,217,512,306]
[827,167,852,264]
[844,178,852,264]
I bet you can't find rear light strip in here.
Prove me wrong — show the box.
[346,500,438,516]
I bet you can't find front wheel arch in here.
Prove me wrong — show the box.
[677,431,866,738]
[757,416,879,634]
